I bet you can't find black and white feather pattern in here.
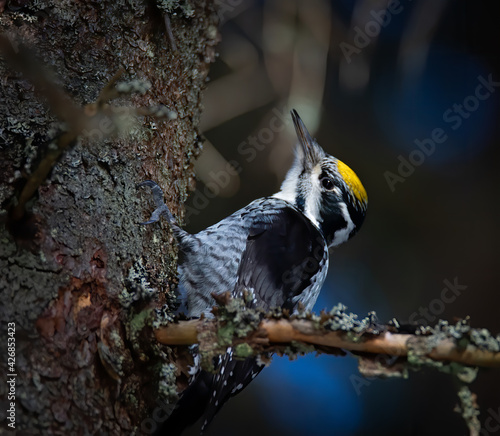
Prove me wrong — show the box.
[201,202,327,431]
[160,198,328,434]
[177,197,328,318]
[146,109,367,435]
[233,204,328,311]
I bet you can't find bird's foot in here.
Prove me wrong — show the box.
[137,180,175,225]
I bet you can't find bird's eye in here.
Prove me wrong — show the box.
[320,177,335,191]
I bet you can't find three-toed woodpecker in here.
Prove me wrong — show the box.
[140,109,368,434]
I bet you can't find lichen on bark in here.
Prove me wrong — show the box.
[0,0,219,433]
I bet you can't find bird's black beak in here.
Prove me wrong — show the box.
[291,109,319,166]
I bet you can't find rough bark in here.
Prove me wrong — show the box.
[0,1,218,434]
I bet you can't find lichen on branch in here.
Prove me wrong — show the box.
[152,294,499,434]
[154,294,500,373]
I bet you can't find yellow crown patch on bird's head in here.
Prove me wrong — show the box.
[336,159,368,208]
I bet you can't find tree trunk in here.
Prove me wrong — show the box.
[0,1,218,433]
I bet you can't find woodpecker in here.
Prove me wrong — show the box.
[140,109,368,434]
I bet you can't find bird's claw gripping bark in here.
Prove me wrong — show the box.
[137,180,175,225]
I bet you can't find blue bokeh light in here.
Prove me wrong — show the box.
[256,351,363,436]
[252,269,374,436]
[373,48,497,164]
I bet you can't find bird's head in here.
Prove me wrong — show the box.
[274,109,368,247]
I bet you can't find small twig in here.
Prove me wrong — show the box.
[1,35,175,221]
[12,132,77,220]
[0,34,85,131]
[89,68,126,112]
[455,385,481,436]
[163,13,178,51]
[0,34,89,220]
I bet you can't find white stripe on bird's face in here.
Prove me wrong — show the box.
[303,163,323,228]
[330,202,355,247]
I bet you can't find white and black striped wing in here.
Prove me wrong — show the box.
[235,206,327,311]
[160,203,328,435]
[200,207,327,430]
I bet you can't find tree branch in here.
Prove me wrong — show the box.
[152,295,492,436]
[154,299,500,371]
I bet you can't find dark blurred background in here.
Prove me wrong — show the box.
[184,1,500,434]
